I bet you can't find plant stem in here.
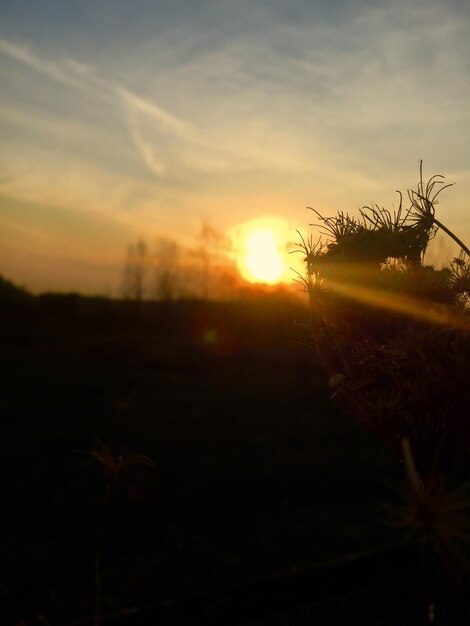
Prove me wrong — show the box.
[95,483,110,626]
[433,218,470,257]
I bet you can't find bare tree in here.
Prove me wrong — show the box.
[153,237,180,300]
[196,221,234,300]
[122,238,148,301]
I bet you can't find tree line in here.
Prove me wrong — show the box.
[122,222,241,301]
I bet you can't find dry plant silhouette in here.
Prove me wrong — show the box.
[296,162,470,620]
[88,440,155,626]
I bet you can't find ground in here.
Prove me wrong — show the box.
[0,294,402,623]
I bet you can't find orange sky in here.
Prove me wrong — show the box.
[1,1,469,295]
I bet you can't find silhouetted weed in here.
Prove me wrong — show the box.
[297,163,470,621]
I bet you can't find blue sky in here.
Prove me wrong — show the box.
[1,0,469,293]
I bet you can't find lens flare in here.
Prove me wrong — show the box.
[309,269,470,332]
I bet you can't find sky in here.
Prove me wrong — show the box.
[1,0,469,295]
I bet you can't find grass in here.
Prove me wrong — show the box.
[0,295,402,623]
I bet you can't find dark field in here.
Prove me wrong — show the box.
[0,293,403,623]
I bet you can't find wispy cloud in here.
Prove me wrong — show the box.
[135,0,470,178]
[2,1,469,205]
[0,38,90,89]
[0,34,323,181]
[117,87,194,139]
[0,36,225,179]
[115,84,269,177]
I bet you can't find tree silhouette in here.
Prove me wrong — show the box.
[122,239,148,301]
[196,221,234,300]
[153,237,180,300]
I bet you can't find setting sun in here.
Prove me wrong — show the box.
[239,228,285,284]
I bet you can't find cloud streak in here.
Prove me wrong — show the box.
[0,36,226,179]
[0,38,87,89]
[116,85,234,177]
[0,34,314,180]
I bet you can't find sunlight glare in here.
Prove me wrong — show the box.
[240,229,285,284]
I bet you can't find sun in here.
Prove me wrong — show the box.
[239,227,285,284]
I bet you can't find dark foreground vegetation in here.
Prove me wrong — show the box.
[1,280,414,624]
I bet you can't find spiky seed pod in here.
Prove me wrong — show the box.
[299,165,470,572]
